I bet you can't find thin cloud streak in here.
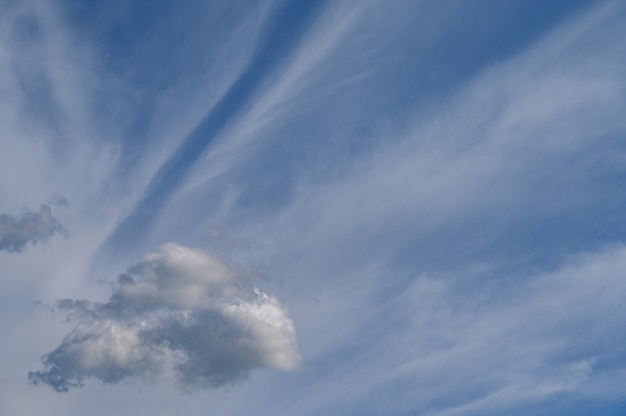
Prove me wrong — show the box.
[101,0,327,256]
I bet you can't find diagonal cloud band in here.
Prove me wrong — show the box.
[102,0,327,255]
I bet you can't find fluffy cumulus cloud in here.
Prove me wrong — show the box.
[29,243,300,392]
[0,204,67,252]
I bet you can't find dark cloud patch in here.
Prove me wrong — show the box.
[49,193,69,206]
[0,204,67,252]
[29,243,300,392]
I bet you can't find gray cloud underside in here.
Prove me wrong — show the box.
[29,243,300,392]
[0,204,67,252]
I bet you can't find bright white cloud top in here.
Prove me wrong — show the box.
[1,0,626,415]
[29,243,300,392]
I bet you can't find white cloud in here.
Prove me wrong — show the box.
[29,243,300,392]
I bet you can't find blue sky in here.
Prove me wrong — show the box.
[1,0,626,414]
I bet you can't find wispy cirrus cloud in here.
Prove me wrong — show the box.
[29,243,300,392]
[144,2,626,414]
[282,244,626,416]
[2,0,626,415]
[101,1,328,256]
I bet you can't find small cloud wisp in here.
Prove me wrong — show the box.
[29,243,301,392]
[0,204,67,252]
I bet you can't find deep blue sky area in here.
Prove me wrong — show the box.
[1,1,626,415]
